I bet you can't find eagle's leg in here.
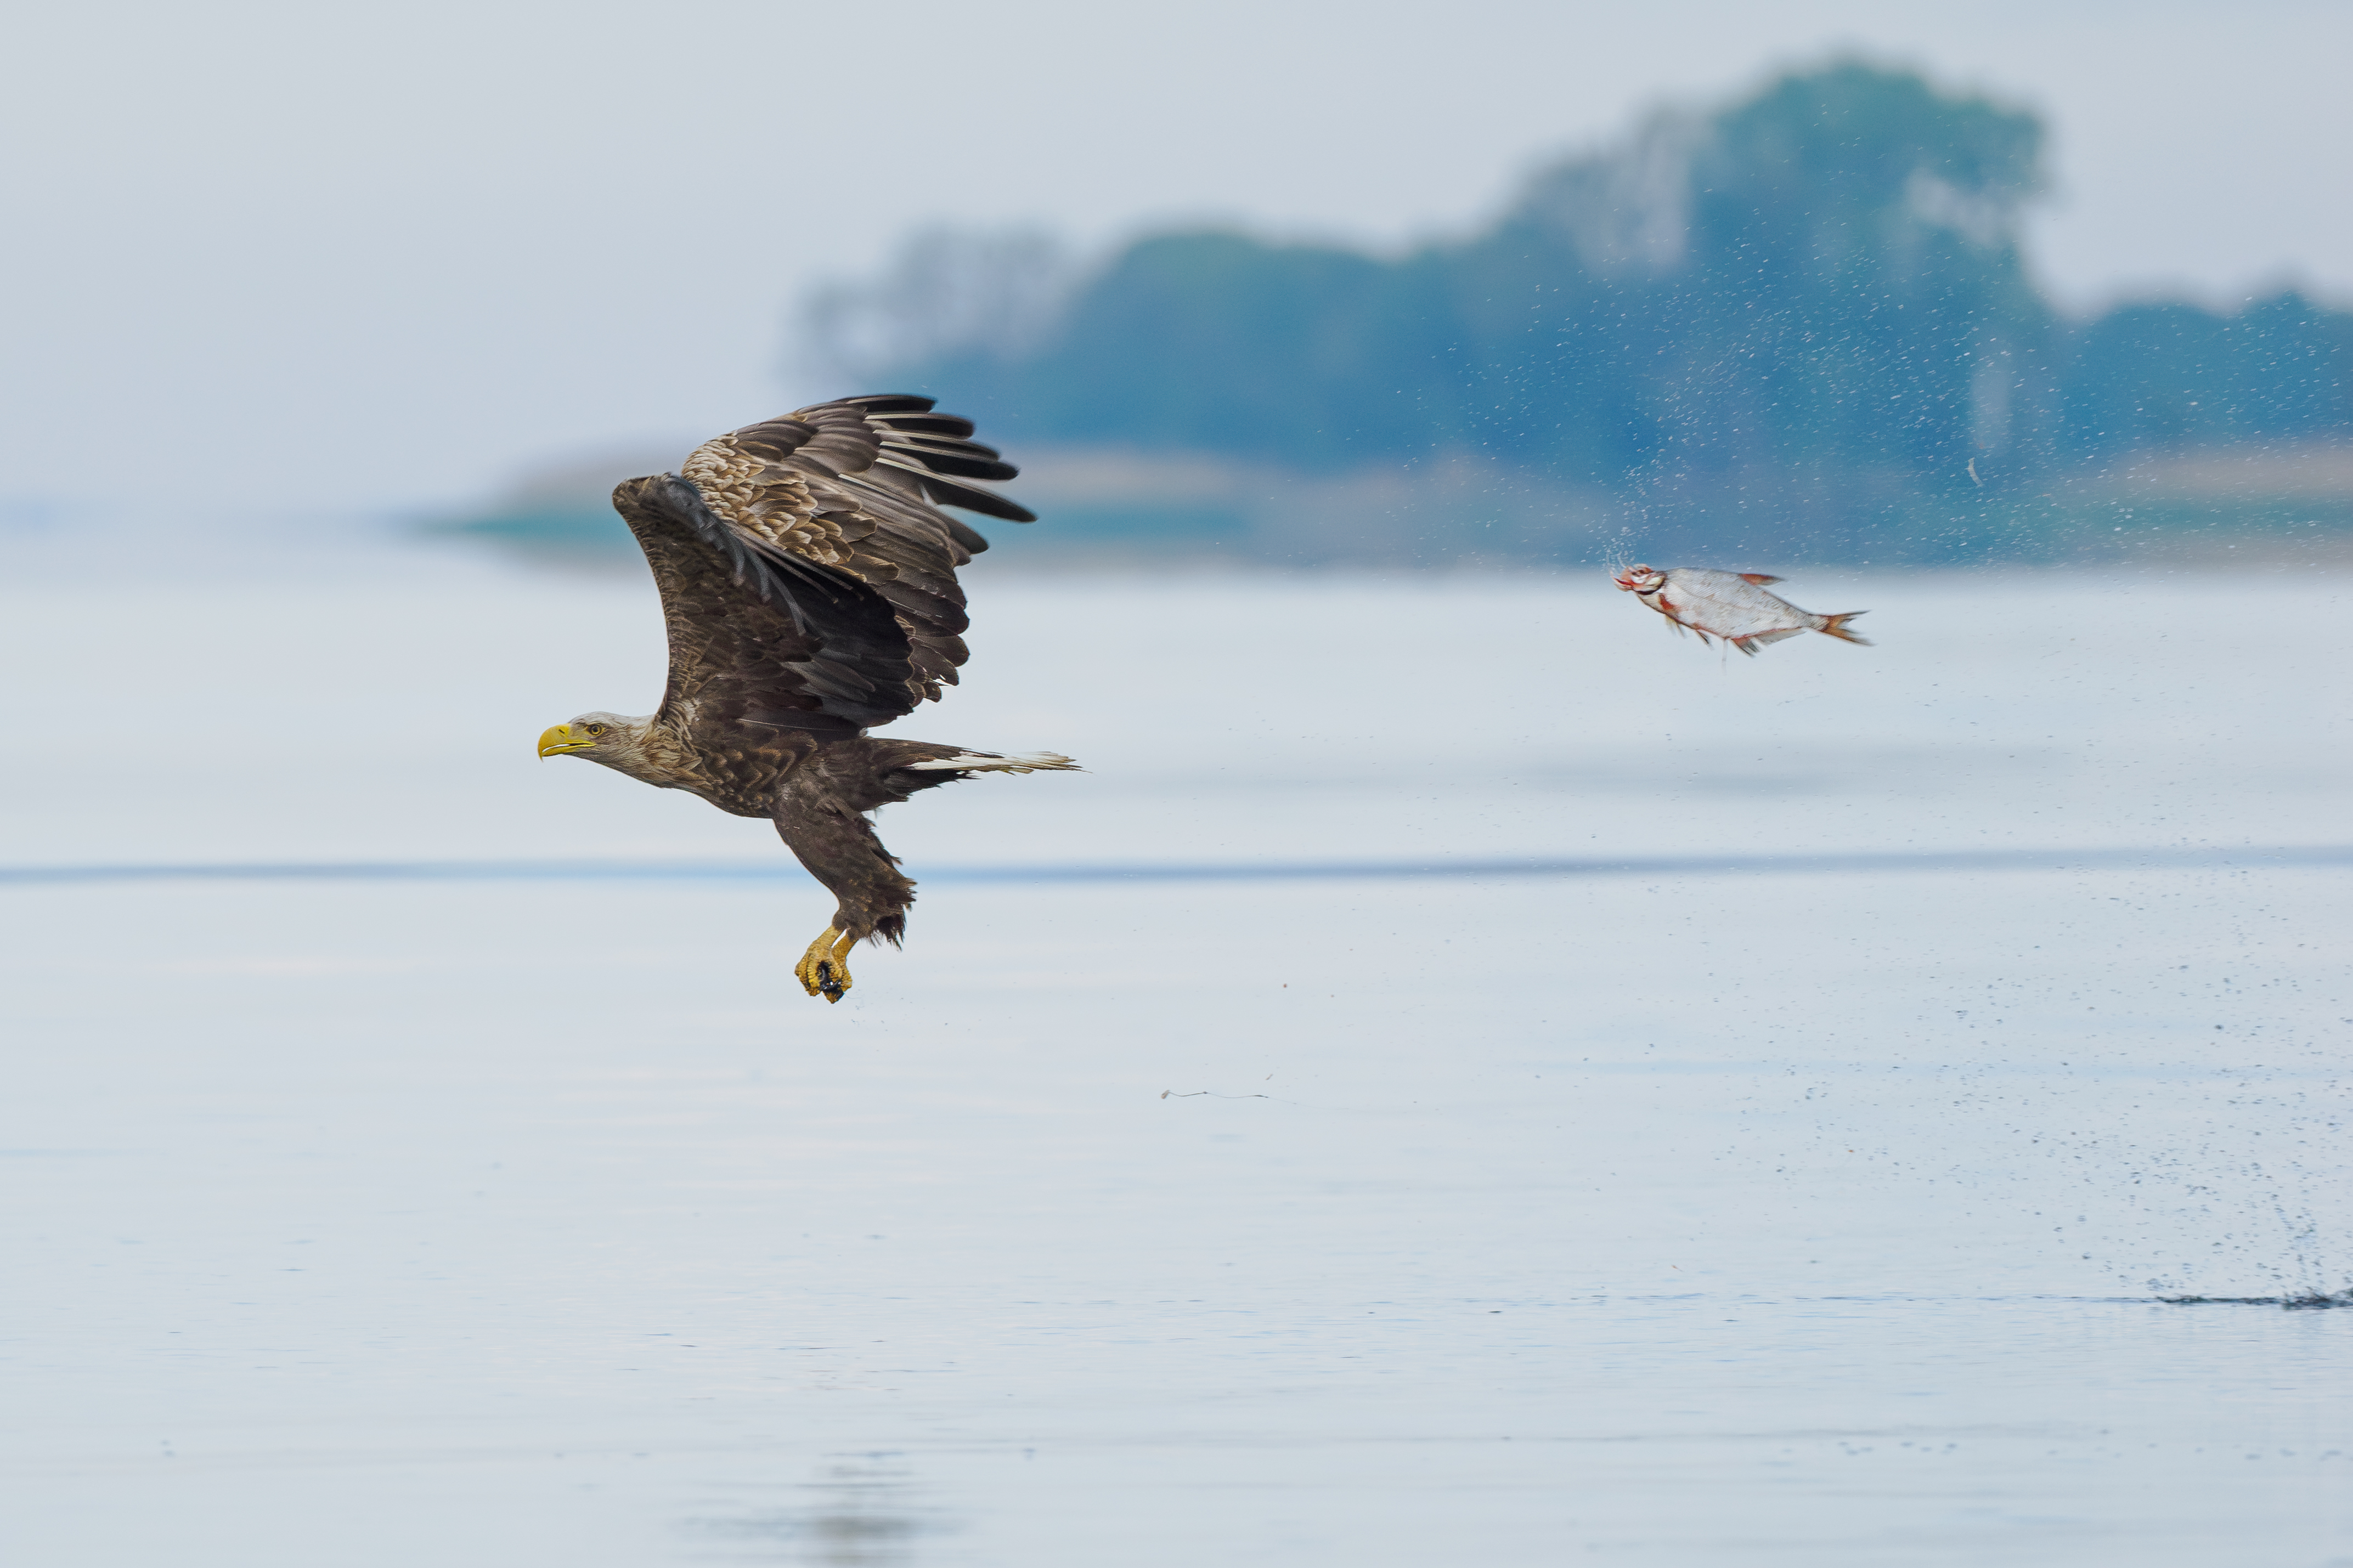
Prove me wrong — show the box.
[793,927,859,1003]
[774,739,1075,1003]
[775,752,924,1004]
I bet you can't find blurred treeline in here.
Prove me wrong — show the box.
[806,63,2353,564]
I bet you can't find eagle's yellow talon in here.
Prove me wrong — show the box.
[794,927,857,1003]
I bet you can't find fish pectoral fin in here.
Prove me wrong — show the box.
[1739,573,1785,585]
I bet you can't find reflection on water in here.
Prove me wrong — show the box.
[689,1455,952,1565]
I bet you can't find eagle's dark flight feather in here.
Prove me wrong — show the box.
[612,395,1033,743]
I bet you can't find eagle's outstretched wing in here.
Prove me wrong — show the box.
[610,395,1032,740]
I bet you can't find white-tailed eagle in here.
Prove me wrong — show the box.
[537,395,1075,1003]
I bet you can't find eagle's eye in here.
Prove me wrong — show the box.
[586,723,607,736]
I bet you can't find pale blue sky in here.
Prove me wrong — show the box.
[3,0,2346,515]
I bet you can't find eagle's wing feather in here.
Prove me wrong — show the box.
[613,395,1030,742]
[613,475,915,738]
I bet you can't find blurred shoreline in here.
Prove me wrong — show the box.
[412,434,2353,575]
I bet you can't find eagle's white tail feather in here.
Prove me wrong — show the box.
[905,751,1080,774]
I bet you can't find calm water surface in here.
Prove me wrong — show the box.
[2,550,2347,1564]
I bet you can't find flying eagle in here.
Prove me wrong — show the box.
[536,395,1076,1003]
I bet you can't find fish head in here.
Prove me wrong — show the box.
[1612,563,1666,595]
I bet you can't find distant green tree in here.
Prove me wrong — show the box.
[973,233,1409,457]
[2062,291,2353,452]
[1667,64,2050,482]
[830,61,2349,528]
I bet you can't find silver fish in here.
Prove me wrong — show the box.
[1611,564,1870,656]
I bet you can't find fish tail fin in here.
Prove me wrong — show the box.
[1818,612,1872,646]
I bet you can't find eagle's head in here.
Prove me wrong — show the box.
[1612,563,1665,595]
[536,711,653,771]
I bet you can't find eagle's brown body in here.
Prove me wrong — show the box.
[538,395,1075,1001]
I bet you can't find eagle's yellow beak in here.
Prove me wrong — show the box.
[538,724,595,758]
